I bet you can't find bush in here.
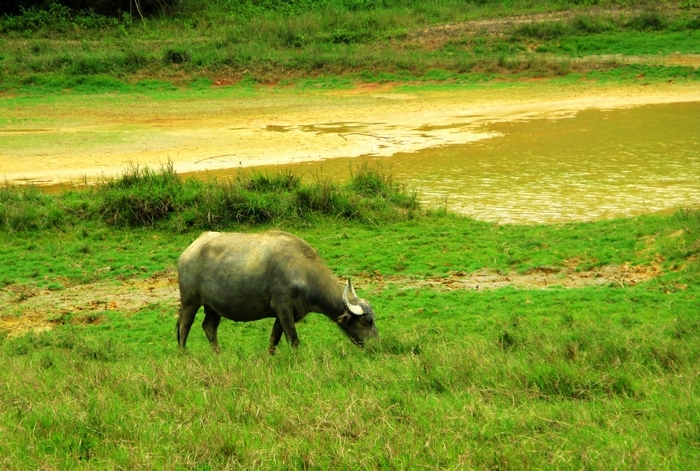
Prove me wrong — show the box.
[0,2,118,33]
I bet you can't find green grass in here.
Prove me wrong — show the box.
[2,1,700,91]
[2,297,699,468]
[1,164,699,467]
[1,2,700,466]
[2,165,699,285]
[0,198,699,468]
[0,163,419,234]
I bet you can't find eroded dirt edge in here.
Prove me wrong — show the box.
[0,262,664,338]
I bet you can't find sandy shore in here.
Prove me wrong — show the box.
[2,80,700,186]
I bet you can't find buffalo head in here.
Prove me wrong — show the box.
[337,278,379,347]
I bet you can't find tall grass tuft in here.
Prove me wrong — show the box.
[97,163,194,226]
[627,11,667,32]
[0,185,66,231]
[350,163,419,210]
[237,168,301,192]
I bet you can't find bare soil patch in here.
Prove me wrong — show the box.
[0,270,179,338]
[408,9,700,67]
[361,261,662,294]
[0,263,662,338]
[409,9,599,43]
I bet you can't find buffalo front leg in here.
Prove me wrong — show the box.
[271,302,299,350]
[202,306,222,353]
[268,318,284,355]
[177,302,199,349]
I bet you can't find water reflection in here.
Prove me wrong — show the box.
[215,102,700,223]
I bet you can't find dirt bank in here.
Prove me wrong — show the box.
[2,81,700,186]
[0,261,666,338]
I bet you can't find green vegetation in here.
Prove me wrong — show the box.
[0,163,418,233]
[1,166,699,468]
[2,0,700,91]
[2,1,700,468]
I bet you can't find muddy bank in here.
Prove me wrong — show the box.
[0,262,665,337]
[2,81,700,187]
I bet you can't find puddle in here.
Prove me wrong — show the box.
[265,125,293,133]
[266,122,383,134]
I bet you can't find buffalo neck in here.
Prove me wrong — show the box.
[307,272,347,320]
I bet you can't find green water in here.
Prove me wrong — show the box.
[249,101,700,223]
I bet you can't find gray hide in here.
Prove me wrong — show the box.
[177,231,378,353]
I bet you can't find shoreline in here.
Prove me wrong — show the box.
[2,80,700,187]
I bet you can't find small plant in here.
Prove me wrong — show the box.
[0,277,14,288]
[627,11,666,32]
[238,169,301,192]
[498,330,518,350]
[163,47,191,64]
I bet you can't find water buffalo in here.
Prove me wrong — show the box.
[176,231,378,353]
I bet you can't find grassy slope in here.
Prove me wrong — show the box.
[1,0,700,90]
[0,168,699,468]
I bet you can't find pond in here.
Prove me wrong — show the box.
[237,101,700,223]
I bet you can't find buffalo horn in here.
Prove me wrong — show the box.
[343,278,364,316]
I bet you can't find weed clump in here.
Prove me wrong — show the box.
[0,185,66,232]
[163,47,191,65]
[98,164,187,226]
[626,11,667,32]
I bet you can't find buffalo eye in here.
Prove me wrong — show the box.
[362,317,373,326]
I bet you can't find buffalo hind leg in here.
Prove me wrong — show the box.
[268,319,284,355]
[202,306,222,353]
[177,303,200,349]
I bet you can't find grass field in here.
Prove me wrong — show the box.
[0,166,699,469]
[2,0,700,468]
[2,0,700,90]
